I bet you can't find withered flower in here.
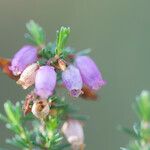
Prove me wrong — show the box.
[17,63,39,89]
[31,100,50,119]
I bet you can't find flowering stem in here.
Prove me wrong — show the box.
[0,20,106,150]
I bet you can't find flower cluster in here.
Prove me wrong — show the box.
[0,21,106,150]
[9,45,106,99]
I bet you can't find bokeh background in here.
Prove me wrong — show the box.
[0,0,150,149]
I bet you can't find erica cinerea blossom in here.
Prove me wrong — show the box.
[35,66,56,99]
[10,45,37,76]
[75,56,106,90]
[17,63,39,89]
[62,65,83,97]
[9,45,38,76]
[61,119,84,150]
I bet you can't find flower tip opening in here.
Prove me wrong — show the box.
[35,88,53,99]
[70,89,83,98]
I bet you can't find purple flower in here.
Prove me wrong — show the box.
[61,119,84,149]
[9,45,38,76]
[75,56,106,90]
[62,65,83,97]
[35,66,56,99]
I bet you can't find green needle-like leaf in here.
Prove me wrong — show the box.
[4,101,19,124]
[26,20,46,46]
[55,26,70,55]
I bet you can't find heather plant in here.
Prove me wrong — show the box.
[0,20,106,150]
[120,91,150,150]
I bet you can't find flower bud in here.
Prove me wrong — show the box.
[9,45,38,76]
[35,66,56,99]
[17,63,39,89]
[62,65,83,97]
[61,119,84,149]
[31,100,50,119]
[57,59,67,71]
[75,56,106,90]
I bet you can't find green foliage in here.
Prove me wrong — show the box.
[0,100,65,150]
[25,20,46,46]
[118,125,139,138]
[0,96,85,149]
[30,116,65,150]
[121,91,150,150]
[76,48,91,56]
[38,42,55,60]
[55,26,70,55]
[0,101,32,149]
[134,91,150,122]
[25,20,89,61]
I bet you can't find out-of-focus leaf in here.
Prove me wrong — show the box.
[133,91,150,121]
[118,125,138,138]
[6,138,26,149]
[22,113,34,122]
[76,48,91,56]
[4,101,19,124]
[53,143,71,150]
[6,123,21,134]
[120,147,129,150]
[0,113,8,123]
[26,20,46,46]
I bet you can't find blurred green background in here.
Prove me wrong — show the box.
[0,0,150,149]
